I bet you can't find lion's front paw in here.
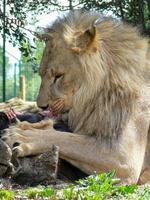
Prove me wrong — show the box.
[12,144,29,157]
[1,127,35,157]
[1,126,56,157]
[1,128,26,149]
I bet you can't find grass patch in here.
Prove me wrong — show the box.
[0,190,14,200]
[60,172,138,200]
[24,187,55,199]
[0,172,150,199]
[137,186,150,200]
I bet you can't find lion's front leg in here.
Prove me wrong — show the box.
[1,125,147,185]
[1,127,56,157]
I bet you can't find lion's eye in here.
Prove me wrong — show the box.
[54,74,63,83]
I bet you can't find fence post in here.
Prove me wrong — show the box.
[19,75,26,101]
[14,63,17,97]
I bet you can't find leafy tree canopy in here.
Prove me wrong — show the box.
[0,0,149,61]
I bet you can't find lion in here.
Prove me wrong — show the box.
[2,10,150,184]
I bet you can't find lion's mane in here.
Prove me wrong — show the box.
[51,10,149,139]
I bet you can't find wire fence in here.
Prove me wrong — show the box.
[0,58,40,102]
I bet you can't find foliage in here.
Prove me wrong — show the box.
[138,186,150,200]
[79,0,150,35]
[24,187,55,199]
[61,172,138,200]
[0,0,34,57]
[0,172,150,200]
[21,40,44,72]
[0,0,150,59]
[0,189,14,200]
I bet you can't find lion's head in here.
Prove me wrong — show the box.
[37,33,81,114]
[37,10,149,138]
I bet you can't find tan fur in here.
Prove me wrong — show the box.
[3,10,150,184]
[17,120,53,130]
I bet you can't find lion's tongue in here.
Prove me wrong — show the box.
[41,107,60,120]
[48,107,59,118]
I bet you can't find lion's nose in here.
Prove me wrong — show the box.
[36,96,49,110]
[38,105,49,110]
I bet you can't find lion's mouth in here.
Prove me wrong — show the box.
[40,107,60,120]
[40,98,69,119]
[48,107,59,117]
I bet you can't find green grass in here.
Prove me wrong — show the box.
[0,190,14,200]
[24,187,56,199]
[59,172,138,200]
[0,172,150,200]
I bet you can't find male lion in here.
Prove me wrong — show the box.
[2,10,150,184]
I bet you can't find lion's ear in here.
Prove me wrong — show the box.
[71,22,99,54]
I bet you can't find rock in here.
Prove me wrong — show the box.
[0,140,84,186]
[12,145,59,186]
[0,140,12,177]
